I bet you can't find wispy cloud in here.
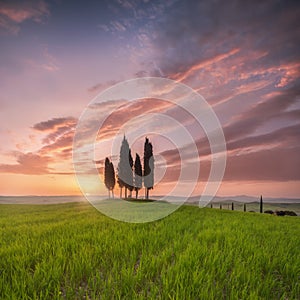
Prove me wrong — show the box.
[0,0,49,34]
[0,116,77,175]
[94,98,173,143]
[222,146,300,181]
[172,48,240,82]
[158,84,300,183]
[33,117,76,159]
[33,117,76,132]
[161,145,300,183]
[88,80,120,93]
[223,86,300,142]
[0,152,51,174]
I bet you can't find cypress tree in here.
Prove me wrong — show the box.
[260,195,263,213]
[127,149,134,198]
[104,157,115,199]
[108,161,115,198]
[231,202,234,211]
[143,137,154,200]
[134,153,143,199]
[104,157,111,198]
[244,203,246,212]
[117,135,131,199]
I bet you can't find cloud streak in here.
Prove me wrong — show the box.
[0,0,49,34]
[0,152,51,175]
[33,117,76,131]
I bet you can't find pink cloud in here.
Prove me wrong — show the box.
[171,48,240,83]
[88,80,120,93]
[0,0,49,34]
[158,87,300,181]
[33,117,76,132]
[0,152,51,175]
[95,98,173,142]
[222,146,300,181]
[0,1,49,23]
[40,130,74,156]
[0,117,78,175]
[276,62,300,88]
[159,145,300,184]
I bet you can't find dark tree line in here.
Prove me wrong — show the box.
[103,136,154,199]
[210,195,295,216]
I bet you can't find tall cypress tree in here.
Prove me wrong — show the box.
[104,157,115,198]
[143,137,154,200]
[134,153,142,199]
[260,195,263,213]
[127,149,134,198]
[108,161,115,198]
[117,135,132,199]
[104,157,111,198]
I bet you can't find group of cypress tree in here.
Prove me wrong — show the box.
[104,136,154,200]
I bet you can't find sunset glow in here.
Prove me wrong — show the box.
[0,0,299,198]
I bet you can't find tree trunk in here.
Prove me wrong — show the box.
[112,190,114,199]
[125,188,127,199]
[120,187,122,199]
[108,189,110,199]
[136,189,138,199]
[146,188,149,200]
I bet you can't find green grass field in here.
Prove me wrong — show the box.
[0,202,299,299]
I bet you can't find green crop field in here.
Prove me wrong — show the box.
[0,202,299,299]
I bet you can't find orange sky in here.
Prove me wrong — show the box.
[0,0,299,198]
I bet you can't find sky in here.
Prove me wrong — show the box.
[0,0,299,198]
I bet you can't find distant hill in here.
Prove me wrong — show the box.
[152,195,300,204]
